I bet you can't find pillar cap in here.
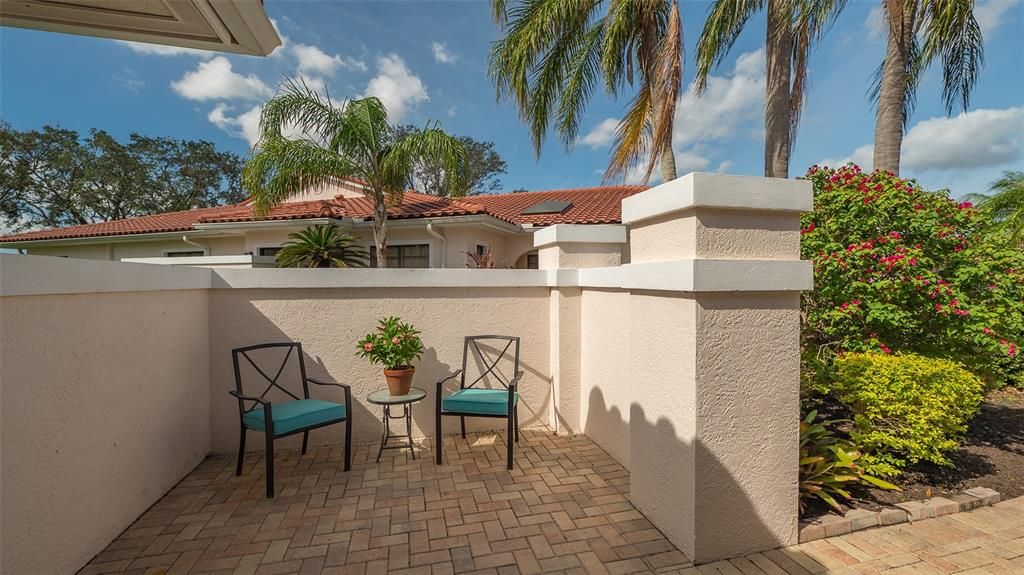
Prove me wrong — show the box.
[622,173,812,225]
[533,224,627,248]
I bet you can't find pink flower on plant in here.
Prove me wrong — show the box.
[392,336,402,345]
[983,327,994,335]
[889,231,902,239]
[958,201,973,209]
[363,343,374,351]
[879,343,892,354]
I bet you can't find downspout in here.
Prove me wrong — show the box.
[426,222,447,268]
[182,234,208,255]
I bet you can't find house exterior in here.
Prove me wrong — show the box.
[0,179,646,269]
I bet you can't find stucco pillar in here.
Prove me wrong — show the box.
[536,224,626,434]
[620,173,812,563]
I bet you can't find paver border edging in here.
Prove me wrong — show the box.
[798,486,1002,543]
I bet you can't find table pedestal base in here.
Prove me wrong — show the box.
[376,403,415,462]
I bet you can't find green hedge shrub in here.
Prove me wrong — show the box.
[832,352,985,477]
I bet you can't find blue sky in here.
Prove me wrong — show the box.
[1,0,1022,199]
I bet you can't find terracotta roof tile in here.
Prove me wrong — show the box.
[0,184,648,243]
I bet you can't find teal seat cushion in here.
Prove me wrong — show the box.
[243,399,346,436]
[442,388,519,416]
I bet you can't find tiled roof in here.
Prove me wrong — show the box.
[470,185,646,226]
[0,185,647,243]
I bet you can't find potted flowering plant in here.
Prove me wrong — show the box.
[356,316,424,396]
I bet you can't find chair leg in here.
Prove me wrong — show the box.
[514,406,520,443]
[236,428,246,476]
[506,414,514,470]
[301,431,309,455]
[460,416,466,439]
[265,434,275,498]
[344,416,352,472]
[435,414,443,465]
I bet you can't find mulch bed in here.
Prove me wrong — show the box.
[804,387,1024,520]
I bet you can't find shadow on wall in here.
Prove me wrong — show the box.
[586,385,792,564]
[208,287,552,454]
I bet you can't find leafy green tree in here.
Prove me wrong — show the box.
[489,0,682,183]
[965,171,1024,245]
[275,224,368,268]
[0,122,244,231]
[871,0,984,175]
[395,125,507,196]
[695,0,846,178]
[800,165,1023,387]
[243,81,464,268]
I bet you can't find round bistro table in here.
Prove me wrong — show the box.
[367,387,427,462]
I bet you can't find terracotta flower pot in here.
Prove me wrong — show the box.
[383,366,415,396]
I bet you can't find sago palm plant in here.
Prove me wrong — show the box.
[489,0,683,183]
[274,224,368,269]
[696,0,847,178]
[243,80,464,268]
[871,0,984,175]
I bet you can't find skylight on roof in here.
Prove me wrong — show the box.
[521,200,572,215]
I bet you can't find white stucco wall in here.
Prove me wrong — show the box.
[207,286,552,454]
[0,258,211,575]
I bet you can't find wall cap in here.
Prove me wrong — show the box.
[533,224,628,248]
[621,172,813,225]
[0,254,212,297]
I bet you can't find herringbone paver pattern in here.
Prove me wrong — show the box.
[81,428,693,574]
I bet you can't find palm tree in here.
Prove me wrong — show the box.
[275,224,369,268]
[695,0,846,178]
[489,0,683,184]
[965,171,1024,244]
[871,0,984,175]
[243,81,464,268]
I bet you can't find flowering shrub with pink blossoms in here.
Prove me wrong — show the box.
[801,165,1024,389]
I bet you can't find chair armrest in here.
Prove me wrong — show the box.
[509,371,524,390]
[436,369,463,392]
[307,377,352,405]
[228,390,270,406]
[307,377,350,389]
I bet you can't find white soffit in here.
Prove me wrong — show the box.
[0,0,282,57]
[622,172,813,225]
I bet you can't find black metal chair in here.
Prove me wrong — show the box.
[230,342,352,498]
[435,336,523,469]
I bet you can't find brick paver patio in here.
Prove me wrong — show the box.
[80,427,1024,575]
[81,428,692,574]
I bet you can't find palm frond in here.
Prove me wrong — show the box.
[258,77,345,146]
[791,0,849,143]
[604,87,653,182]
[554,19,605,148]
[275,224,368,268]
[919,0,984,114]
[243,135,358,216]
[694,0,764,94]
[384,126,465,203]
[975,171,1024,242]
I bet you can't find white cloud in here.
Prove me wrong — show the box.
[673,49,765,149]
[676,151,712,174]
[118,40,212,57]
[579,118,620,149]
[172,57,272,101]
[715,160,734,173]
[822,108,1024,171]
[208,104,262,146]
[902,107,1024,170]
[447,105,458,117]
[432,42,458,64]
[363,54,429,120]
[293,42,366,75]
[975,0,1022,35]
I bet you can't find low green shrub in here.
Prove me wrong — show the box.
[800,411,898,513]
[831,352,985,477]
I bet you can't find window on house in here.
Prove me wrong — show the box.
[526,253,539,269]
[258,246,282,257]
[165,250,205,258]
[369,243,430,268]
[475,243,488,256]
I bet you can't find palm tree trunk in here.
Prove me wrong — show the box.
[873,3,916,175]
[373,194,388,268]
[765,0,792,179]
[659,139,677,181]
